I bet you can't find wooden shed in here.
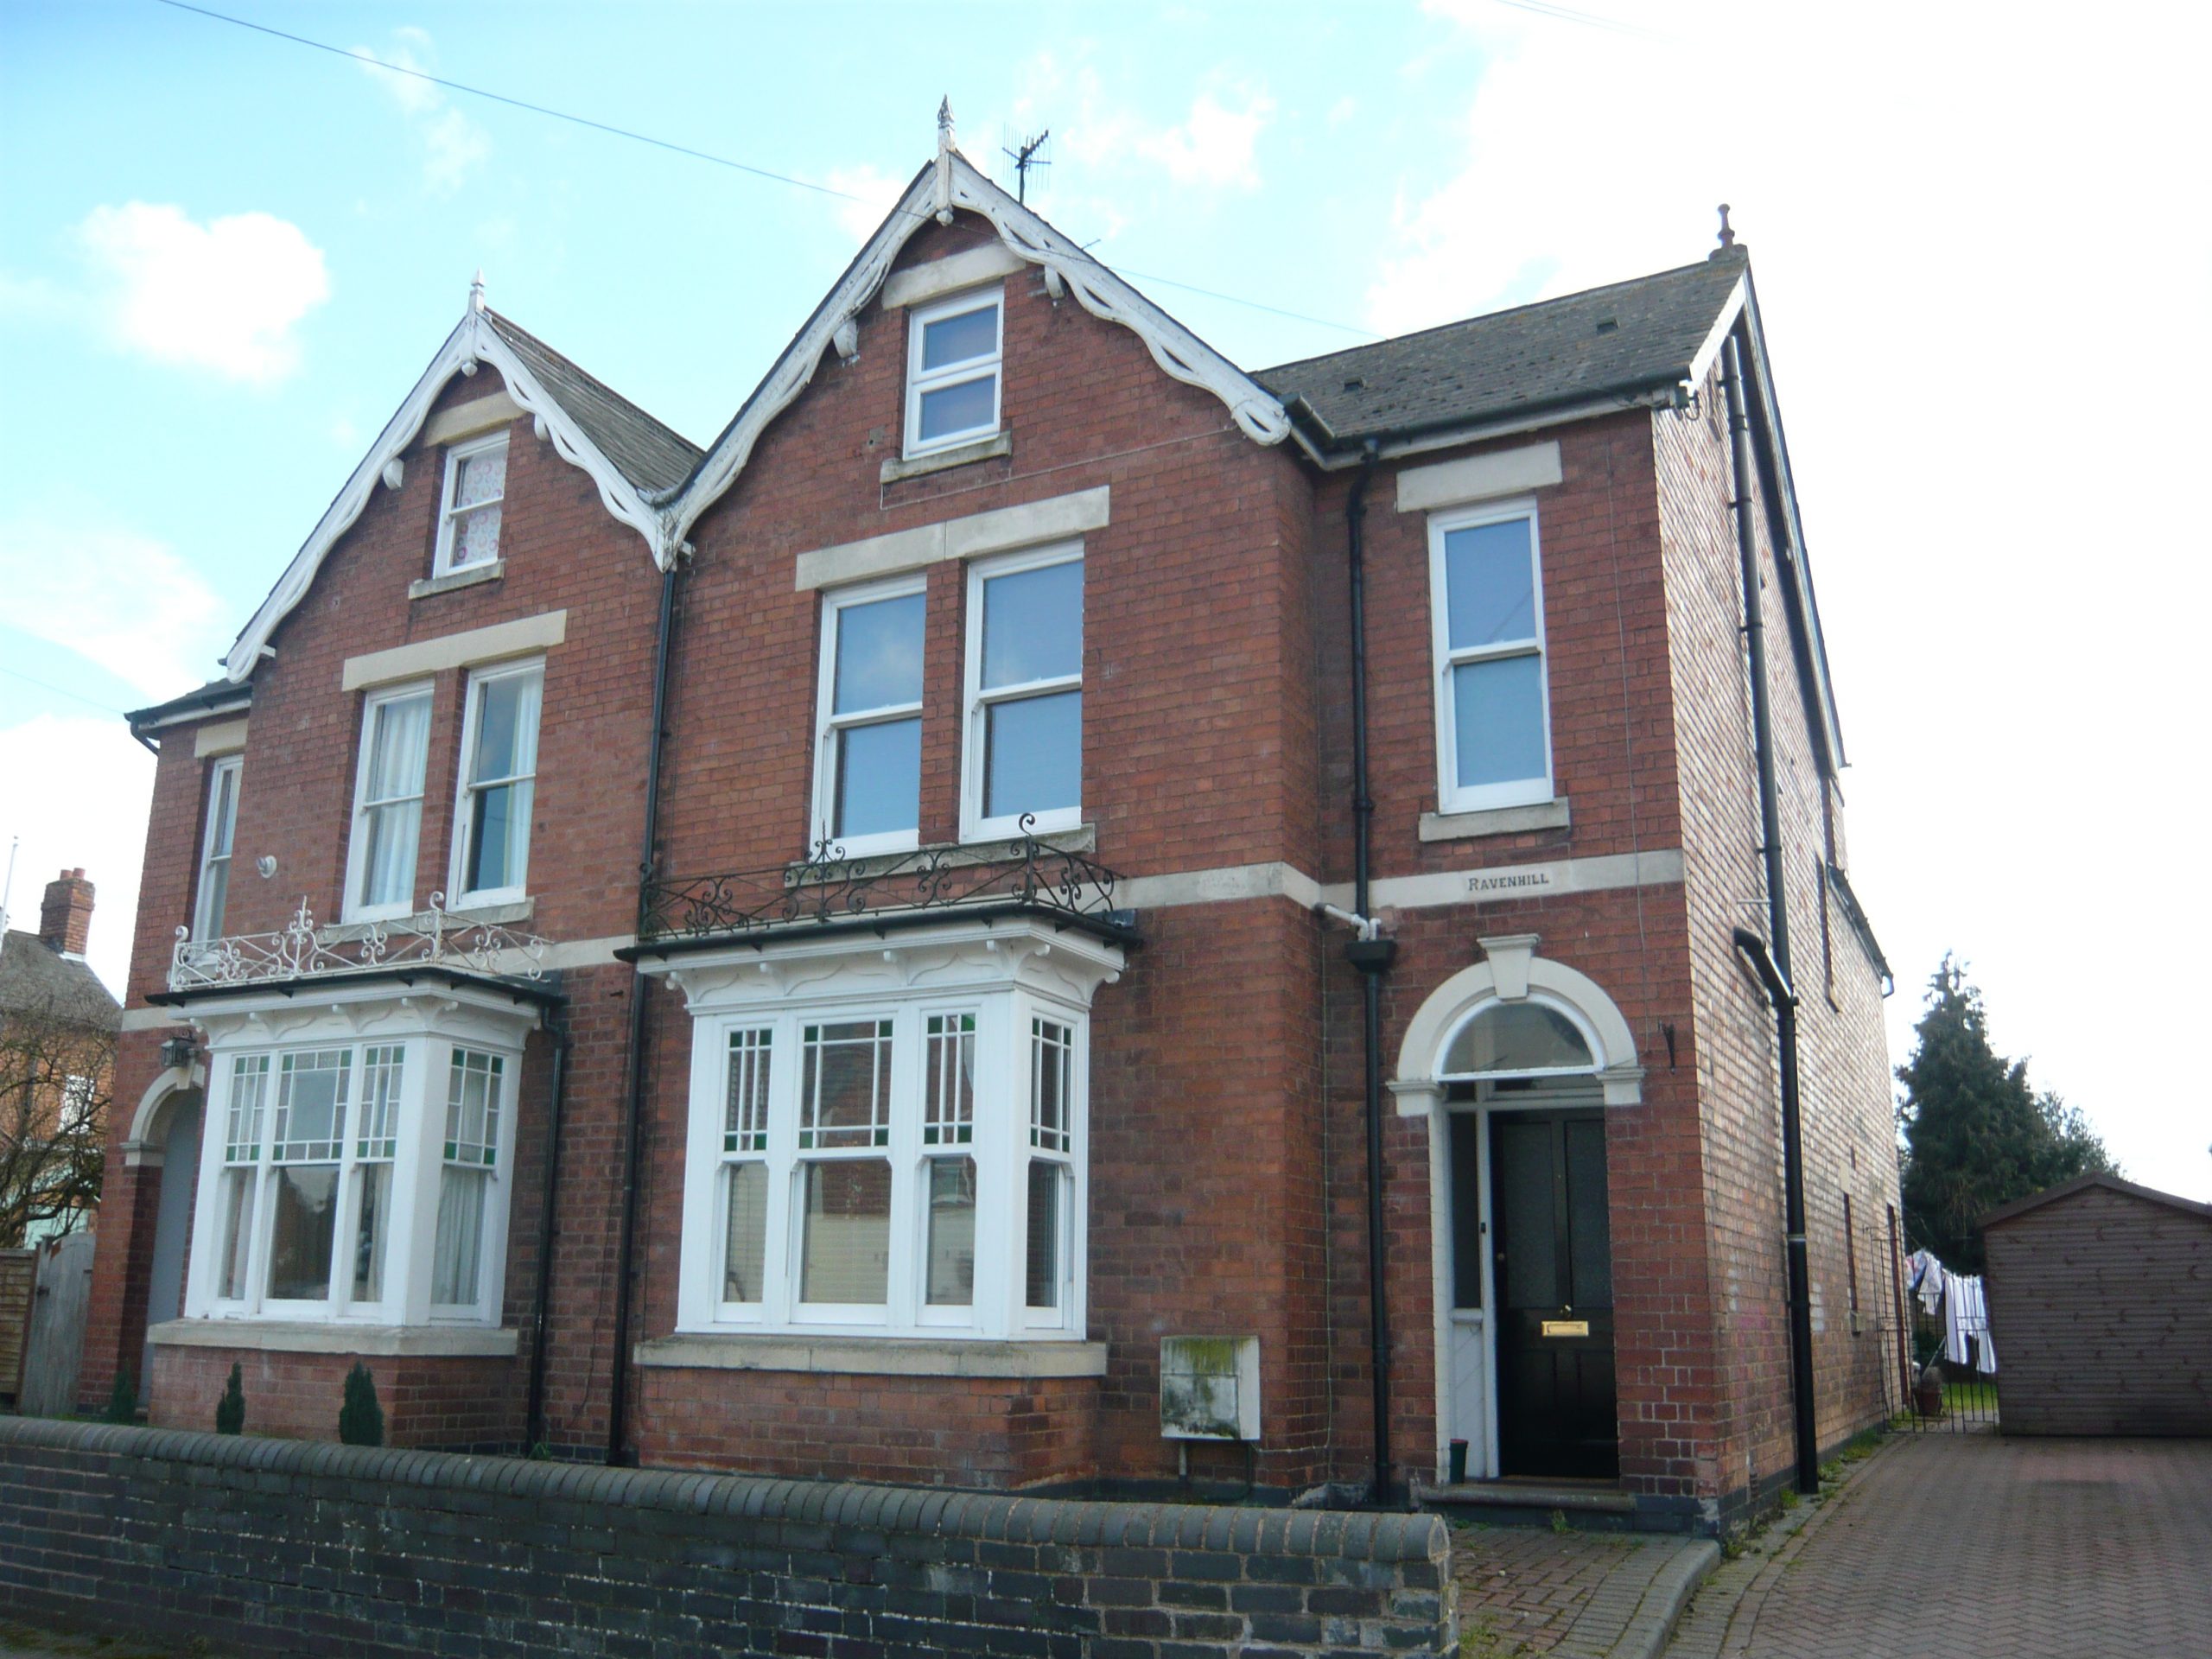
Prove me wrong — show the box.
[1980,1173,2212,1437]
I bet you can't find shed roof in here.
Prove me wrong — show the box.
[1980,1171,2212,1230]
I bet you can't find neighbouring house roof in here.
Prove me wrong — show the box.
[1257,251,1748,443]
[1980,1172,2212,1230]
[482,311,702,497]
[0,931,122,1031]
[216,300,703,683]
[126,677,253,734]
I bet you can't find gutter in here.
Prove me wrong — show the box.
[618,900,1144,963]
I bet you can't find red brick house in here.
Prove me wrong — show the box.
[84,127,1897,1533]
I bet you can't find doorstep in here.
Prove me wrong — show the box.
[1421,1476,1638,1530]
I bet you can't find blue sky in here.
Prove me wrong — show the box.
[3,0,2208,1197]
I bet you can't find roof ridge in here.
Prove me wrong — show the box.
[481,308,704,460]
[1257,251,1742,378]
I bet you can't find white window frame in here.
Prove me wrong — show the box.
[343,681,435,924]
[193,754,242,941]
[433,432,509,577]
[448,657,543,910]
[677,982,1090,1344]
[1427,497,1556,814]
[811,575,926,859]
[182,1010,525,1331]
[903,288,1004,459]
[960,543,1084,842]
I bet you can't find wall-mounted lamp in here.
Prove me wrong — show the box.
[160,1034,199,1073]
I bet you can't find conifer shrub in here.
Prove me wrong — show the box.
[104,1366,137,1425]
[338,1361,385,1447]
[213,1362,245,1435]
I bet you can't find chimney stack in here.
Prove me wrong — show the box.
[39,868,94,957]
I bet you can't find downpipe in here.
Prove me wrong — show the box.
[1723,334,1821,1497]
[523,996,572,1454]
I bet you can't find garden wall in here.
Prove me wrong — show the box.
[0,1416,1454,1656]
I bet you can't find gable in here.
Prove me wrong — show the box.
[666,137,1289,551]
[221,301,699,683]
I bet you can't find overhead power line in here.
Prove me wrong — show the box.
[150,0,1379,342]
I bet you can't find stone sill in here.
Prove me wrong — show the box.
[409,559,505,601]
[638,1333,1109,1379]
[1418,797,1572,842]
[880,431,1012,483]
[322,897,536,943]
[791,823,1095,884]
[149,1319,519,1357]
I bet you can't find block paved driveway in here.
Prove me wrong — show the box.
[1666,1433,2212,1658]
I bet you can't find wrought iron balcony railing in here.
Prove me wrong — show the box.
[639,820,1125,943]
[168,894,552,993]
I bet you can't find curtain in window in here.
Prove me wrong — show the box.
[360,693,432,908]
[431,1165,487,1306]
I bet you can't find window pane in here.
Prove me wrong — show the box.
[432,1165,489,1306]
[982,560,1083,688]
[1451,654,1546,790]
[1026,1160,1064,1310]
[920,302,998,371]
[925,1156,977,1306]
[454,442,505,508]
[357,1046,404,1159]
[1444,1002,1594,1076]
[198,857,230,941]
[835,718,921,840]
[472,672,539,783]
[1030,1018,1072,1152]
[799,1159,891,1304]
[467,778,531,893]
[444,1050,503,1166]
[267,1165,340,1300]
[361,799,423,909]
[985,691,1081,820]
[1444,518,1537,648]
[801,1020,893,1148]
[209,766,238,857]
[918,374,996,442]
[452,504,502,567]
[352,1162,391,1303]
[275,1051,349,1161]
[365,693,432,803]
[725,1028,772,1153]
[723,1162,769,1303]
[225,1055,269,1161]
[833,594,925,714]
[924,1014,975,1146]
[217,1168,257,1300]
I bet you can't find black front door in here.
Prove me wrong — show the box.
[1491,1111,1618,1478]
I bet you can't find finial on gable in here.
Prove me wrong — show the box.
[933,98,957,224]
[1709,204,1739,261]
[469,269,486,313]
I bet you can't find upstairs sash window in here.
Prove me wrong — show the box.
[347,684,433,920]
[964,547,1084,838]
[814,580,925,856]
[435,434,507,574]
[904,289,1003,456]
[194,755,241,940]
[454,661,542,905]
[1429,502,1554,812]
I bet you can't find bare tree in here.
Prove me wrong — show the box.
[0,995,112,1247]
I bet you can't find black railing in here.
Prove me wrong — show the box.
[638,818,1125,942]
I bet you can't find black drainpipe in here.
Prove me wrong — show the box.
[606,558,682,1466]
[523,995,571,1454]
[1344,442,1400,1505]
[1721,334,1820,1497]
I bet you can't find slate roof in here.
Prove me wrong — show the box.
[0,931,122,1031]
[483,310,702,497]
[126,677,251,730]
[1257,250,1746,444]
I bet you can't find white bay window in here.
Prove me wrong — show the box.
[661,916,1122,1344]
[1428,499,1554,813]
[176,982,535,1332]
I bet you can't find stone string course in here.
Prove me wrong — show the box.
[0,1416,1456,1658]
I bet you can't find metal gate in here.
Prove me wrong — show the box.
[1869,1212,1999,1433]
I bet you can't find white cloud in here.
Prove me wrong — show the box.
[0,715,156,998]
[824,163,907,245]
[351,28,490,195]
[73,202,330,385]
[1060,76,1278,191]
[0,517,230,702]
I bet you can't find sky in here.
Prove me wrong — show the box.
[2,0,2207,1198]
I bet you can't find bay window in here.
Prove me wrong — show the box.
[813,578,925,856]
[345,683,433,921]
[963,545,1084,839]
[1428,500,1554,813]
[181,986,531,1330]
[666,917,1122,1343]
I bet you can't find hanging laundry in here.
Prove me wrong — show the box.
[1908,1249,1946,1318]
[1942,1273,1997,1374]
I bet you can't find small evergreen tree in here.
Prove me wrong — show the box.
[213,1362,245,1435]
[338,1362,385,1447]
[1898,957,2113,1273]
[104,1365,137,1425]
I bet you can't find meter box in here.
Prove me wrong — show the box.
[1159,1335,1261,1440]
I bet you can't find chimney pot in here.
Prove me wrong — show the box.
[38,868,95,957]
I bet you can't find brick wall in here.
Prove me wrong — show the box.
[0,1416,1456,1658]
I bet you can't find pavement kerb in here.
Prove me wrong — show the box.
[1554,1535,1722,1659]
